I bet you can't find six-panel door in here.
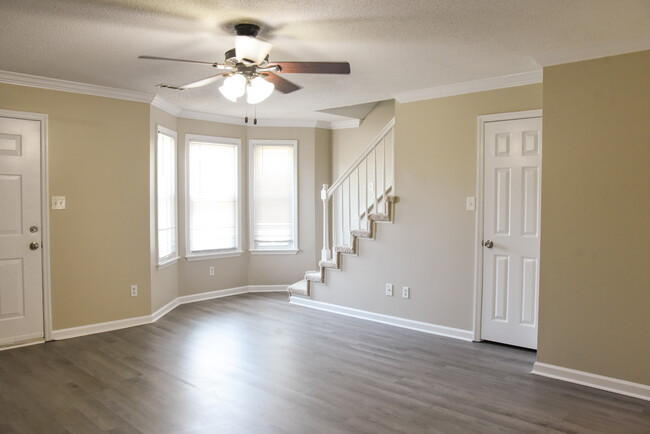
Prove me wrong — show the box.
[481,117,542,349]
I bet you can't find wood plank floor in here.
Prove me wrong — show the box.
[0,293,648,433]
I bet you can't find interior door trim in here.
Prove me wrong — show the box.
[0,108,52,342]
[472,109,543,342]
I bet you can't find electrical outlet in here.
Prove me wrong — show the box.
[52,196,66,210]
[385,283,393,296]
[130,284,138,297]
[209,266,215,276]
[402,286,410,299]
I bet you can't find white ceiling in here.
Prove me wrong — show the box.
[1,0,649,124]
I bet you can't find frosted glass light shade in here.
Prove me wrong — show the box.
[247,76,274,104]
[218,74,246,102]
[235,36,273,64]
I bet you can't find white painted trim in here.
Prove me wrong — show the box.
[0,69,153,103]
[394,71,543,104]
[328,117,396,195]
[472,110,543,342]
[52,285,288,341]
[0,339,45,352]
[185,250,244,261]
[248,139,299,253]
[0,69,342,129]
[156,256,180,269]
[151,96,182,116]
[178,109,331,129]
[330,119,361,130]
[533,37,650,67]
[151,298,180,323]
[533,362,650,402]
[52,314,153,340]
[0,109,53,342]
[155,125,179,267]
[249,249,299,255]
[184,134,243,257]
[289,297,473,341]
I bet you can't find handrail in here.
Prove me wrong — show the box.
[320,118,395,261]
[327,117,395,197]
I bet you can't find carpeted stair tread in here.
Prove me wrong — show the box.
[287,279,309,296]
[351,229,372,238]
[369,213,390,222]
[334,245,355,254]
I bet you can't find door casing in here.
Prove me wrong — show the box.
[472,109,543,342]
[0,108,52,345]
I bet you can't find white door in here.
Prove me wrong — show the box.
[0,116,44,346]
[481,116,542,349]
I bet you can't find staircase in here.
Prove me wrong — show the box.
[288,118,398,297]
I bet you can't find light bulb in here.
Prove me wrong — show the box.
[218,74,246,102]
[246,76,275,104]
[235,36,273,65]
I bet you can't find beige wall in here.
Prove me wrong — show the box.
[537,50,650,385]
[0,83,152,329]
[150,106,180,312]
[176,118,249,295]
[312,85,542,330]
[331,100,395,179]
[246,127,329,285]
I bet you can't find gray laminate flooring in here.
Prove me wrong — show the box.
[0,293,648,433]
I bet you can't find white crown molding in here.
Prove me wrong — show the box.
[51,285,288,341]
[0,69,372,130]
[289,296,474,341]
[330,119,361,130]
[0,69,153,103]
[533,37,650,67]
[533,362,650,402]
[151,95,182,116]
[393,70,543,103]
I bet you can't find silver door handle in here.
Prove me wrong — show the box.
[29,241,39,250]
[484,240,494,248]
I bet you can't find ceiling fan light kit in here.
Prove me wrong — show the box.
[140,22,350,105]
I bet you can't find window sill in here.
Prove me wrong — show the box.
[185,250,244,261]
[249,249,299,255]
[157,256,180,269]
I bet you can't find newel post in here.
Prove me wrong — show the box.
[321,184,331,261]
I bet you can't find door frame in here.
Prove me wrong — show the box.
[0,108,52,342]
[472,109,543,342]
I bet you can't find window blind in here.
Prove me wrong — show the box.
[252,144,295,249]
[188,140,238,252]
[157,131,177,261]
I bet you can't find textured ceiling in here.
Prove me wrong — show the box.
[1,0,649,123]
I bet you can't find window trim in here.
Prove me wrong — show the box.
[248,139,299,254]
[185,134,243,260]
[155,125,179,267]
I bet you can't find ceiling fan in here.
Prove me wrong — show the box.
[139,23,351,104]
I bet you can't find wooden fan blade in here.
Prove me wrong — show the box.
[268,62,350,74]
[261,72,302,94]
[181,73,229,89]
[138,55,232,69]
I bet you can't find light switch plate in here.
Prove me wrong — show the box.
[52,196,66,209]
[466,196,476,211]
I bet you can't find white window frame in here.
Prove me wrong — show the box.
[248,139,299,254]
[156,125,180,268]
[185,134,243,261]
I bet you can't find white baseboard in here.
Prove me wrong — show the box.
[532,362,650,401]
[289,296,474,341]
[52,314,152,340]
[52,285,288,341]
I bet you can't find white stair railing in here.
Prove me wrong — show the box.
[321,118,395,261]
